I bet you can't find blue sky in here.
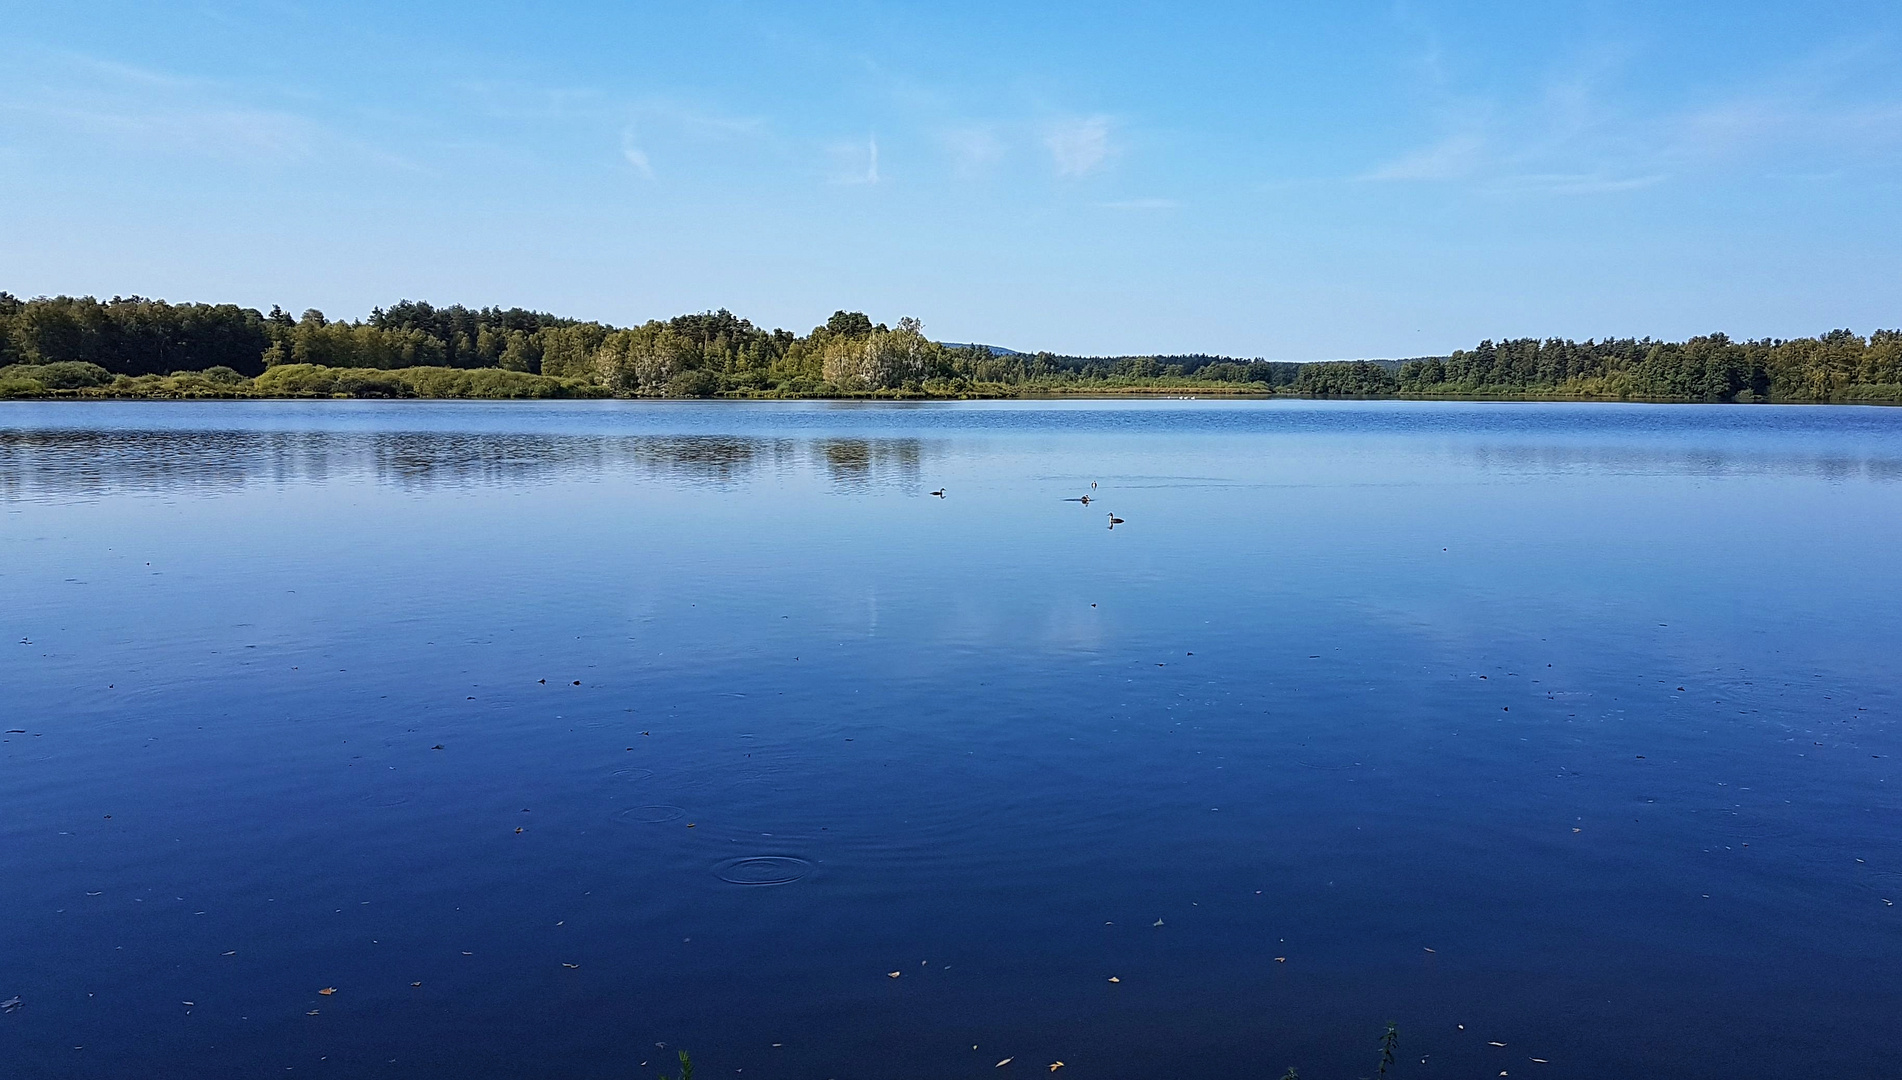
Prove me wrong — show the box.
[2,1,1898,358]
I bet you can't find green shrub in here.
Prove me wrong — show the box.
[0,361,113,389]
[250,363,595,399]
[666,369,723,397]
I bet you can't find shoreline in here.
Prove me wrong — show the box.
[4,387,1900,406]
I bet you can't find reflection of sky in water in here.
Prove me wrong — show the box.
[3,399,1902,1080]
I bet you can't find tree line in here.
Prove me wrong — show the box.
[1,292,1897,401]
[1390,333,1902,402]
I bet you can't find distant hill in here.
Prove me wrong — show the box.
[937,342,1021,356]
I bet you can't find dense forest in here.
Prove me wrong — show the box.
[0,292,1896,402]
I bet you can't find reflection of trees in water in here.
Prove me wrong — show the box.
[812,438,924,488]
[1463,442,1902,483]
[0,429,930,499]
[367,433,798,488]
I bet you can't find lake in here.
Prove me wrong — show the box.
[3,399,1899,1080]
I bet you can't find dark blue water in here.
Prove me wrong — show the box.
[3,399,1899,1080]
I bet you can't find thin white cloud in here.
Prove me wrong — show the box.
[1360,132,1485,181]
[940,124,1004,174]
[620,129,655,178]
[1046,115,1112,176]
[827,135,880,185]
[632,100,769,141]
[1359,29,1902,196]
[1493,172,1667,195]
[455,81,768,139]
[0,49,402,168]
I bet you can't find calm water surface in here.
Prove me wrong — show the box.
[2,399,1899,1079]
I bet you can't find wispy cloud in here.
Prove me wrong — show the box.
[455,80,769,177]
[827,135,880,185]
[0,49,405,168]
[1097,197,1178,210]
[1360,31,1902,196]
[455,81,768,138]
[940,124,1004,175]
[1046,115,1112,176]
[620,129,655,178]
[1493,172,1666,195]
[1360,132,1485,182]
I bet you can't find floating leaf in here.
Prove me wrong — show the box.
[318,988,336,996]
[887,971,902,978]
[995,1058,1013,1068]
[1049,1063,1064,1072]
[1107,976,1120,983]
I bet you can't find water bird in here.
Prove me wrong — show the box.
[929,488,945,497]
[1107,513,1125,528]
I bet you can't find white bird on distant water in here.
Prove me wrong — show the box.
[1106,513,1124,528]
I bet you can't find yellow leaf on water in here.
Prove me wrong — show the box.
[888,971,902,978]
[1274,957,1286,963]
[563,963,579,969]
[318,988,336,996]
[994,1058,1013,1068]
[306,1009,319,1016]
[1107,976,1119,983]
[1049,1063,1064,1072]
[1490,1041,1507,1047]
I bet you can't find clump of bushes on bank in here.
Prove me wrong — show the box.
[0,361,597,400]
[251,363,599,399]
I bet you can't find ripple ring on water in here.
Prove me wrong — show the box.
[617,805,687,824]
[713,856,812,886]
